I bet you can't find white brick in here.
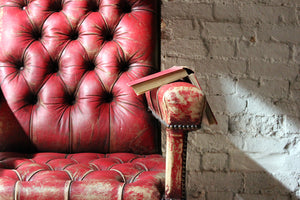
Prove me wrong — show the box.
[202,153,228,171]
[291,81,300,104]
[237,79,289,99]
[248,153,288,172]
[260,115,284,136]
[240,4,297,24]
[195,58,247,76]
[203,22,243,38]
[224,95,247,114]
[214,2,241,22]
[258,79,289,99]
[190,133,236,153]
[186,145,201,171]
[236,78,259,97]
[244,172,292,194]
[165,19,200,40]
[238,41,290,60]
[187,190,206,200]
[243,136,289,154]
[296,45,300,63]
[249,60,298,80]
[162,0,300,198]
[209,38,236,57]
[162,2,213,20]
[229,114,284,136]
[207,76,236,95]
[273,173,299,192]
[229,150,262,172]
[208,95,246,114]
[202,113,229,134]
[188,171,243,192]
[236,193,290,200]
[162,39,207,58]
[249,0,298,6]
[206,95,227,113]
[258,24,300,43]
[207,191,234,200]
[228,115,261,135]
[246,96,284,115]
[284,116,300,134]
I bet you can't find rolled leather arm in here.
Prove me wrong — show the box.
[145,81,206,200]
[146,81,206,129]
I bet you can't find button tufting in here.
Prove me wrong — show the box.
[0,0,159,154]
[87,0,100,12]
[102,91,114,103]
[32,28,42,41]
[102,27,114,42]
[85,59,96,71]
[118,57,131,72]
[49,60,59,73]
[19,1,27,10]
[49,0,63,12]
[15,60,24,71]
[119,1,132,14]
[69,30,79,41]
[66,93,76,105]
[27,94,38,105]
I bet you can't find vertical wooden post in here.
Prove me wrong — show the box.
[165,128,187,200]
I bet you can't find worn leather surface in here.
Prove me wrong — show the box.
[0,152,165,199]
[0,0,164,199]
[0,0,159,154]
[147,82,205,127]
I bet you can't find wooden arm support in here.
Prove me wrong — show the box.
[146,82,206,199]
[165,129,188,200]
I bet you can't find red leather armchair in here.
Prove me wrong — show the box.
[0,0,208,199]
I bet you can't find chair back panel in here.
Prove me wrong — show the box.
[0,0,159,154]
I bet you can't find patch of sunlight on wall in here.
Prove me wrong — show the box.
[219,76,300,196]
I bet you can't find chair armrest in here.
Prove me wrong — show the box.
[145,82,206,200]
[146,81,206,129]
[129,67,215,199]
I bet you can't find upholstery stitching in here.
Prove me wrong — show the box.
[14,180,20,200]
[129,170,145,183]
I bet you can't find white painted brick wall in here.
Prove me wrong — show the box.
[162,0,300,199]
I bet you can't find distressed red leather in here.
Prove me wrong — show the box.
[0,0,166,199]
[0,152,165,199]
[0,0,159,154]
[0,0,207,199]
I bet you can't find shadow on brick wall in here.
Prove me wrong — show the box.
[186,132,299,200]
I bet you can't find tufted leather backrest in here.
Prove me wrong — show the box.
[0,0,159,154]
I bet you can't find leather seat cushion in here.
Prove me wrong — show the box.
[0,152,165,200]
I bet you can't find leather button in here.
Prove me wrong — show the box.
[32,28,42,41]
[87,1,99,12]
[102,91,114,103]
[118,57,130,72]
[119,1,132,13]
[102,27,114,42]
[69,30,79,41]
[85,59,96,71]
[27,94,38,105]
[49,60,59,73]
[15,60,24,71]
[49,1,63,12]
[66,93,76,106]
